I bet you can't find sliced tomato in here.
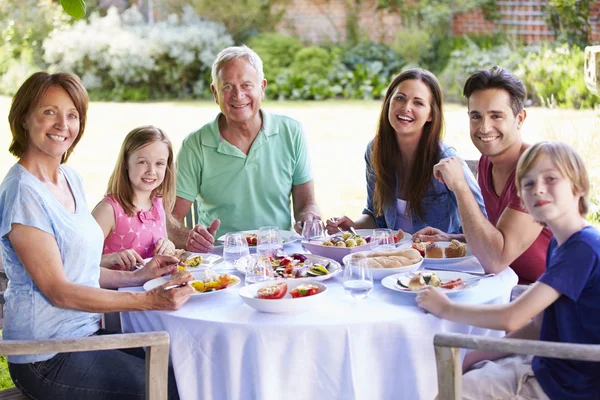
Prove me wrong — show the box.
[290,284,319,298]
[393,236,399,243]
[257,282,288,299]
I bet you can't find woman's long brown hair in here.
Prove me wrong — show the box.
[372,68,444,220]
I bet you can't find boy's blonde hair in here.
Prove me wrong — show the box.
[516,141,590,217]
[107,125,176,225]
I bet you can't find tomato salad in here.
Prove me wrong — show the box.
[269,253,330,278]
[256,282,320,299]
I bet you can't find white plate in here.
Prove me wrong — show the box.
[420,242,473,263]
[381,270,479,296]
[341,247,424,280]
[217,230,299,246]
[234,253,342,281]
[142,270,240,297]
[239,280,327,314]
[139,253,224,270]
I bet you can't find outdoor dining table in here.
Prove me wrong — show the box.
[120,241,518,400]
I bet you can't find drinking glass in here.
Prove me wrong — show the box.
[370,228,395,251]
[342,258,373,300]
[222,231,250,264]
[245,255,274,286]
[301,220,325,240]
[257,226,283,257]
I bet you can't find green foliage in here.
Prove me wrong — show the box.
[517,44,599,109]
[0,355,13,390]
[391,27,432,67]
[340,41,404,77]
[439,40,525,103]
[60,0,86,19]
[247,33,303,80]
[289,47,334,78]
[544,0,590,48]
[172,0,288,43]
[588,197,600,228]
[0,0,71,72]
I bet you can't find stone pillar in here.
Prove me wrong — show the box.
[585,46,600,97]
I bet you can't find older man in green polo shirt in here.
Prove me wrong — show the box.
[168,45,321,252]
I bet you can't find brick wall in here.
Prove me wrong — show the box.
[277,0,600,45]
[276,0,402,44]
[452,0,600,44]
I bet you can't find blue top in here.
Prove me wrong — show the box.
[532,226,600,399]
[362,140,487,233]
[0,164,103,363]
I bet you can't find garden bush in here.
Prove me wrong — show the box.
[0,0,72,95]
[516,43,599,109]
[246,33,303,80]
[439,40,526,103]
[42,5,233,100]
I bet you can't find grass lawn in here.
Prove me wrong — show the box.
[0,355,11,390]
[1,97,598,221]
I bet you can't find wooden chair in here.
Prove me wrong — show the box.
[184,199,200,229]
[0,291,171,400]
[433,284,600,400]
[464,159,479,178]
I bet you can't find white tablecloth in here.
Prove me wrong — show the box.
[121,244,517,400]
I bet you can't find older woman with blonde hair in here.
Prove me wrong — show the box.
[0,72,191,399]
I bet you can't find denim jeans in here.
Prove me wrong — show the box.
[8,330,179,400]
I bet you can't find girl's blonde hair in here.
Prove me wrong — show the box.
[107,126,177,225]
[516,141,590,217]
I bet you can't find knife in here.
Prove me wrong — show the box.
[424,266,489,276]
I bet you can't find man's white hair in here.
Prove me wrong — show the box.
[211,45,264,87]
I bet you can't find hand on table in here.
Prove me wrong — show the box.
[325,216,354,235]
[415,286,452,318]
[413,226,451,242]
[294,211,321,234]
[134,254,179,282]
[108,249,145,271]
[151,271,195,310]
[187,219,220,252]
[433,156,469,193]
[153,238,175,256]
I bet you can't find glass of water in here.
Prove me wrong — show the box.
[245,255,274,286]
[342,258,373,300]
[301,219,325,240]
[257,226,283,257]
[223,231,250,264]
[370,228,395,251]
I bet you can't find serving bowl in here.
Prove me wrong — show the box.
[238,280,327,314]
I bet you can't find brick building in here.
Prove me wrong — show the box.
[277,0,600,44]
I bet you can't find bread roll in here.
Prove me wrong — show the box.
[408,275,425,291]
[445,239,467,258]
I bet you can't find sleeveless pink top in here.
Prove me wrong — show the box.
[102,195,166,259]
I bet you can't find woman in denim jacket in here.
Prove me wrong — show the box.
[326,69,486,235]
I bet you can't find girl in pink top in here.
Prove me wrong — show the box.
[93,126,177,270]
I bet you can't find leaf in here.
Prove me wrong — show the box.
[60,0,86,19]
